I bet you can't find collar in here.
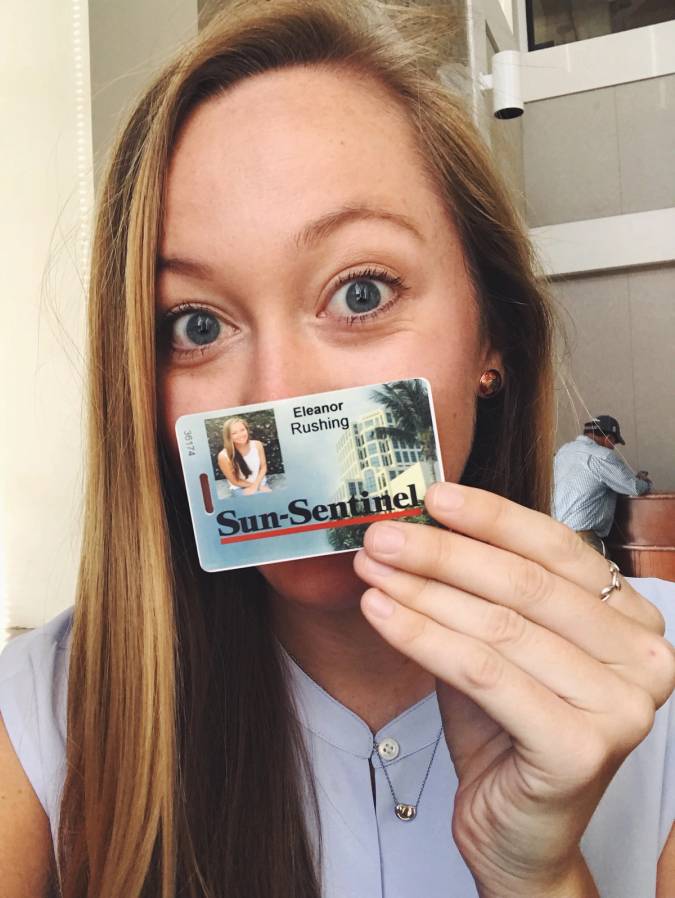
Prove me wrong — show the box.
[277,640,442,761]
[577,434,611,451]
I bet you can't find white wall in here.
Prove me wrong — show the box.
[531,208,675,277]
[521,21,675,102]
[0,0,93,633]
[1,0,199,635]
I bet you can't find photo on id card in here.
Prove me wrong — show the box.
[176,378,445,572]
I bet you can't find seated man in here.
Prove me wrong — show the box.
[553,415,652,555]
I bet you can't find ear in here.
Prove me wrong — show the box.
[478,345,503,378]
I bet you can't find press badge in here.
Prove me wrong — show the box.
[175,378,445,572]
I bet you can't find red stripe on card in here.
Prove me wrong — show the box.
[219,506,424,544]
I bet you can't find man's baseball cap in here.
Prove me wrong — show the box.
[583,415,625,445]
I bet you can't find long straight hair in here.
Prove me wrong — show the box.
[58,2,556,896]
[222,417,253,480]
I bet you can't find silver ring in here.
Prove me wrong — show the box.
[600,559,622,603]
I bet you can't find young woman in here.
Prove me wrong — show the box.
[1,2,674,897]
[218,417,271,494]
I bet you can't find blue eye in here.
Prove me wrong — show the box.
[343,280,383,313]
[170,310,221,350]
[326,267,406,322]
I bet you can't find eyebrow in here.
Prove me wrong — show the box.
[156,204,425,279]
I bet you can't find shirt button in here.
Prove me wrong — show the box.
[376,737,400,761]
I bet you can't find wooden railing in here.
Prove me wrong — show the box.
[607,493,675,582]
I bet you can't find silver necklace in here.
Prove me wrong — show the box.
[372,726,444,821]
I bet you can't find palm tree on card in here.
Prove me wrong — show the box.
[370,379,437,462]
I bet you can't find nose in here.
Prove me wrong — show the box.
[237,327,336,406]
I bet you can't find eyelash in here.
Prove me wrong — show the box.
[159,265,410,356]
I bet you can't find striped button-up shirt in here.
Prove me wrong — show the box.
[553,434,650,537]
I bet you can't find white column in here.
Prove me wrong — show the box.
[0,0,198,635]
[0,0,93,632]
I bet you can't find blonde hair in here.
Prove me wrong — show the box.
[58,2,555,896]
[221,417,251,480]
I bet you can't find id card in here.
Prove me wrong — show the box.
[176,378,445,572]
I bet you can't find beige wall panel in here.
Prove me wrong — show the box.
[625,265,675,490]
[90,0,198,187]
[552,271,639,471]
[489,113,525,215]
[523,89,622,227]
[616,74,675,215]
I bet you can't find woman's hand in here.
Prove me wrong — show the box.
[353,482,675,898]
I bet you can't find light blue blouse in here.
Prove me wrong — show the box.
[1,576,674,897]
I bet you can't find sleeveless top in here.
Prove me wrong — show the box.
[1,576,674,897]
[229,441,265,489]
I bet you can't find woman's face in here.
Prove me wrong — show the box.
[157,65,499,609]
[229,420,249,447]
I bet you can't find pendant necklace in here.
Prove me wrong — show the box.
[372,725,444,821]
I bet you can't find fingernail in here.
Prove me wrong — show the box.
[431,482,464,512]
[370,523,405,555]
[362,590,395,619]
[361,554,395,577]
